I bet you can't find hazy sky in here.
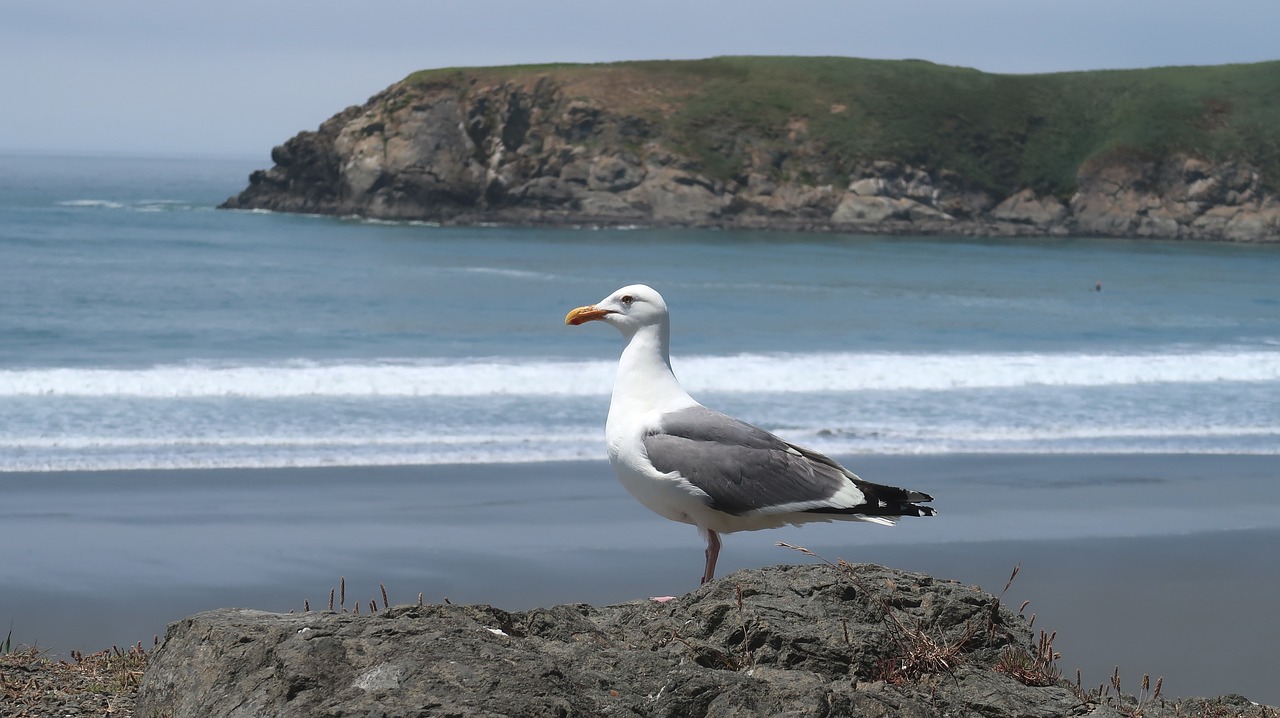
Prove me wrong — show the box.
[3,0,1277,158]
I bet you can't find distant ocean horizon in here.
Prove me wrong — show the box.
[3,152,1279,472]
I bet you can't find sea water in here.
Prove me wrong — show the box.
[3,153,1279,471]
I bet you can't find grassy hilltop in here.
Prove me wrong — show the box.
[407,56,1280,198]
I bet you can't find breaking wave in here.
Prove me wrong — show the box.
[3,349,1277,399]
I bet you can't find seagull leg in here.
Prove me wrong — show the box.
[701,529,721,585]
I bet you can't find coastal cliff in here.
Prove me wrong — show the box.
[222,57,1280,241]
[135,564,1272,717]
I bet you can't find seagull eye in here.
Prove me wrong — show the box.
[620,295,634,306]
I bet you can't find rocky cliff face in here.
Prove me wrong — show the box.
[135,564,1271,718]
[223,72,1280,242]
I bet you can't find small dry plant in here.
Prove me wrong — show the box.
[874,611,971,683]
[71,642,150,694]
[1,640,152,716]
[300,577,407,614]
[1077,667,1165,717]
[733,583,755,671]
[967,562,1071,690]
[979,565,1167,717]
[994,628,1062,687]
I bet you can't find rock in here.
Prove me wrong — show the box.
[1186,176,1222,203]
[745,172,777,196]
[587,155,645,192]
[1182,156,1213,181]
[1226,200,1280,241]
[831,195,951,225]
[559,101,602,142]
[558,159,591,186]
[756,184,840,218]
[992,189,1068,226]
[850,177,888,196]
[833,195,904,223]
[632,167,726,222]
[1192,205,1240,234]
[900,197,953,222]
[1136,210,1183,238]
[575,190,644,218]
[515,176,573,206]
[1062,153,1280,240]
[135,564,1276,718]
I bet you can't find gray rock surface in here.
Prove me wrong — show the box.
[992,189,1069,229]
[135,564,1274,717]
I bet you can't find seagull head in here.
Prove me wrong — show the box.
[565,284,669,336]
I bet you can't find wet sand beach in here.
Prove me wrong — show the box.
[2,454,1278,703]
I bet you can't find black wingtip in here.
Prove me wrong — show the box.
[807,500,936,519]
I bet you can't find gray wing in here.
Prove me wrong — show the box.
[642,405,858,516]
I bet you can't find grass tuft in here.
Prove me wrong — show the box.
[994,629,1062,687]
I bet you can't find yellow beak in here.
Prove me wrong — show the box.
[565,305,613,326]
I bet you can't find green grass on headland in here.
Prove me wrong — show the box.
[403,56,1280,198]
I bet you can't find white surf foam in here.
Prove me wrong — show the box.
[57,199,124,209]
[5,386,1278,472]
[0,431,604,472]
[2,350,1277,399]
[0,360,611,398]
[133,199,194,212]
[451,266,560,281]
[0,430,600,452]
[6,425,1278,472]
[679,350,1280,394]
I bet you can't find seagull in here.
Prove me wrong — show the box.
[565,284,936,585]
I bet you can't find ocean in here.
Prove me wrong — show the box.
[5,154,1280,702]
[3,152,1280,472]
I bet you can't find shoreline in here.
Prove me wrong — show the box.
[222,204,1280,244]
[3,454,1278,703]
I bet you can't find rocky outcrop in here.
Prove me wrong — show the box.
[1069,155,1280,241]
[222,69,1280,242]
[992,188,1069,231]
[136,564,1273,717]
